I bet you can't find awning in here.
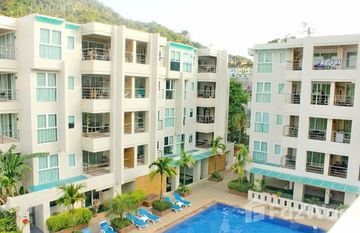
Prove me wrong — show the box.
[249,167,360,194]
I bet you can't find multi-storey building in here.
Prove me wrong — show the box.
[0,14,232,233]
[248,35,360,210]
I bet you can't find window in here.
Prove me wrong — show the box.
[36,72,57,102]
[68,115,75,129]
[279,50,287,63]
[170,51,180,71]
[137,145,145,165]
[183,53,192,72]
[0,32,15,59]
[38,154,59,184]
[176,134,185,152]
[257,51,272,73]
[190,108,194,117]
[37,114,57,143]
[274,145,281,155]
[165,108,175,128]
[255,112,269,133]
[255,82,271,103]
[68,76,74,90]
[39,28,61,60]
[276,115,283,125]
[68,154,76,167]
[164,136,174,155]
[307,151,325,165]
[253,141,268,163]
[67,36,75,50]
[278,83,285,94]
[165,80,175,99]
[189,134,193,143]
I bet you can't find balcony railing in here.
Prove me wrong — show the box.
[0,89,17,101]
[136,53,147,64]
[306,162,324,174]
[82,125,110,137]
[198,64,216,73]
[287,60,302,71]
[82,87,110,99]
[0,45,15,60]
[197,90,215,98]
[311,94,329,105]
[83,162,110,176]
[124,88,131,98]
[82,48,110,61]
[328,165,347,178]
[0,129,19,144]
[124,123,132,134]
[196,139,211,148]
[196,115,215,124]
[308,129,327,141]
[334,95,354,107]
[165,90,175,100]
[284,93,300,104]
[134,122,146,133]
[331,131,351,144]
[135,88,146,98]
[125,52,133,63]
[283,125,298,137]
[313,58,356,70]
[281,155,296,169]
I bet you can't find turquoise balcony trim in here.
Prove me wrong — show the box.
[249,167,360,194]
[65,23,80,30]
[169,42,194,51]
[30,175,87,192]
[35,15,64,25]
[167,148,217,167]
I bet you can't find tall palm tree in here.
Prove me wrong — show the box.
[231,144,251,183]
[149,157,177,200]
[0,145,47,203]
[57,183,86,233]
[178,147,195,186]
[211,136,226,173]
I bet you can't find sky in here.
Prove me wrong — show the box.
[99,0,360,57]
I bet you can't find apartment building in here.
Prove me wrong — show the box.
[0,14,232,233]
[248,35,360,210]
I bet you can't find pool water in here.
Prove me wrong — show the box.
[164,203,325,233]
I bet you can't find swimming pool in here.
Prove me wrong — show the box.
[164,203,325,233]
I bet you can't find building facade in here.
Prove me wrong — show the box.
[248,35,360,210]
[0,14,232,232]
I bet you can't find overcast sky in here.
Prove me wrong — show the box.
[100,0,360,57]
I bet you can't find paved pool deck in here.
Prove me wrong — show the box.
[88,171,335,233]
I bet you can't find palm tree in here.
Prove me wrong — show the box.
[178,147,195,186]
[149,157,177,200]
[211,136,226,173]
[57,183,86,233]
[0,145,47,203]
[231,144,251,183]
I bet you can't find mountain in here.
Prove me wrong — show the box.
[228,55,253,68]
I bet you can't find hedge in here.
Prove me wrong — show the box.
[227,179,252,193]
[152,200,171,212]
[46,208,92,232]
[0,209,19,233]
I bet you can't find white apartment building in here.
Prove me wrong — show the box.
[248,35,360,210]
[0,14,232,233]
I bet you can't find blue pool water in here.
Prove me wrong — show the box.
[164,203,325,233]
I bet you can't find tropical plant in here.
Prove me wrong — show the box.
[176,184,191,195]
[149,157,177,199]
[46,208,92,233]
[56,183,86,233]
[211,136,226,173]
[230,144,251,183]
[0,209,19,233]
[152,200,171,212]
[0,145,48,204]
[178,147,195,187]
[227,179,251,193]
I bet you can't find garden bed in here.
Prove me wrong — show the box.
[151,208,172,216]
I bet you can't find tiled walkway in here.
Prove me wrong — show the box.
[89,172,335,233]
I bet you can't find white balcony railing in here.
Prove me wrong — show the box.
[198,64,216,73]
[196,115,215,124]
[313,58,357,70]
[287,59,302,71]
[328,165,347,179]
[82,48,110,61]
[334,95,354,107]
[82,87,110,99]
[306,162,324,174]
[308,129,327,141]
[280,155,296,169]
[284,93,300,104]
[196,139,211,148]
[283,125,298,138]
[197,90,215,98]
[0,89,17,101]
[311,94,329,105]
[82,125,110,137]
[331,131,351,144]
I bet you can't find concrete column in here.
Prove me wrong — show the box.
[329,82,335,106]
[326,118,332,142]
[324,188,331,204]
[171,166,180,191]
[35,203,50,233]
[132,41,136,63]
[193,160,201,183]
[344,192,357,206]
[201,159,209,179]
[131,76,135,98]
[324,153,330,176]
[293,182,304,202]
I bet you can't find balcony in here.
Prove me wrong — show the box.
[311,94,329,105]
[331,119,351,144]
[313,45,357,70]
[82,113,110,137]
[328,154,348,179]
[287,59,303,71]
[123,112,147,134]
[287,48,303,71]
[124,76,147,99]
[306,162,324,174]
[196,115,215,124]
[196,132,213,148]
[197,89,216,98]
[0,73,17,102]
[334,82,354,107]
[0,88,17,101]
[82,48,110,61]
[198,56,217,73]
[308,129,326,141]
[82,150,110,176]
[82,87,110,99]
[125,39,148,64]
[284,93,300,104]
[309,117,327,141]
[283,125,298,137]
[280,148,296,169]
[124,147,134,169]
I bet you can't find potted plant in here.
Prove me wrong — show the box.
[92,199,100,217]
[209,136,226,181]
[209,171,223,182]
[177,147,194,197]
[151,200,171,216]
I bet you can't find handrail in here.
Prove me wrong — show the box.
[196,139,211,148]
[331,131,351,144]
[197,89,216,98]
[198,64,216,73]
[124,88,132,98]
[334,95,354,107]
[0,89,17,101]
[283,125,298,137]
[308,129,327,141]
[82,87,110,99]
[287,59,302,71]
[328,165,347,178]
[284,93,300,104]
[82,48,110,61]
[82,125,110,137]
[306,162,324,174]
[196,115,215,124]
[313,58,357,70]
[124,123,132,134]
[280,155,296,169]
[311,94,329,105]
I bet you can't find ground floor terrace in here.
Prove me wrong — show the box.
[88,171,336,233]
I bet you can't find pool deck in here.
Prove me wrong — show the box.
[89,171,335,233]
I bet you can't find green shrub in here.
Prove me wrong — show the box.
[152,200,171,212]
[46,208,92,232]
[111,218,132,229]
[0,209,19,232]
[176,184,191,194]
[210,171,222,179]
[227,179,251,193]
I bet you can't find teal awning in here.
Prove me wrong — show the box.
[249,167,360,194]
[169,42,194,51]
[30,175,87,192]
[168,149,214,167]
